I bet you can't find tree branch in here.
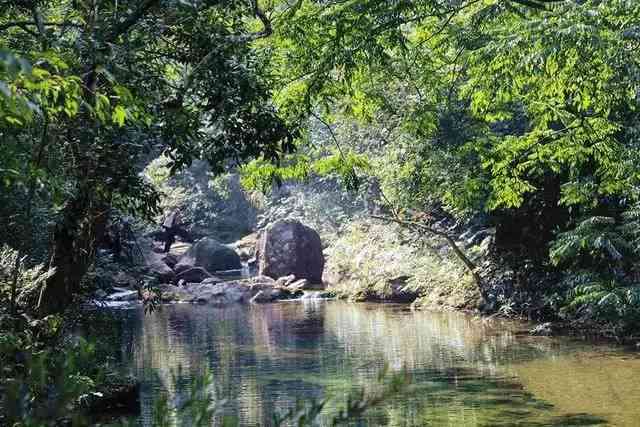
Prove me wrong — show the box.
[106,0,160,42]
[371,214,485,300]
[179,0,273,99]
[227,0,273,43]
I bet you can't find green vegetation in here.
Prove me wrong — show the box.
[239,0,640,336]
[2,0,640,424]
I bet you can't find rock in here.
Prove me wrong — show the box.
[247,257,258,274]
[301,290,334,300]
[168,241,192,257]
[275,274,297,287]
[144,251,176,283]
[247,275,276,286]
[114,271,136,287]
[366,275,418,303]
[148,260,175,283]
[161,253,178,269]
[157,274,297,305]
[289,278,326,291]
[383,275,417,302]
[214,269,245,280]
[175,267,212,284]
[231,232,259,261]
[188,282,247,305]
[158,284,191,302]
[478,235,495,257]
[530,322,554,336]
[256,219,324,283]
[85,378,140,416]
[174,237,241,274]
[466,227,496,247]
[287,279,309,291]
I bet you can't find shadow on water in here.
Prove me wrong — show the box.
[84,300,640,426]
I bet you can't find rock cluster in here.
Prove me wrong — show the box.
[98,220,328,306]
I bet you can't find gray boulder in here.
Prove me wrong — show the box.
[187,282,246,304]
[174,237,241,274]
[256,220,324,283]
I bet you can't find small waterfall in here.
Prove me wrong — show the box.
[240,262,251,278]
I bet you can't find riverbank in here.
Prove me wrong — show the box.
[321,219,640,343]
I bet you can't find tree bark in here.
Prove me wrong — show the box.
[37,189,109,315]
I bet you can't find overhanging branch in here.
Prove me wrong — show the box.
[371,214,485,300]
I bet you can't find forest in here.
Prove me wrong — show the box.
[2,0,640,425]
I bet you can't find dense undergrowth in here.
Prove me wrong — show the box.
[325,220,478,308]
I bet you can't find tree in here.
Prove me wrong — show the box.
[0,0,296,315]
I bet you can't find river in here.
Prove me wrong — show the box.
[92,300,640,426]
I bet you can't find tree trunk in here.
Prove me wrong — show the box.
[37,189,109,316]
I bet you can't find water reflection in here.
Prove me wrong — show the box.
[95,301,640,426]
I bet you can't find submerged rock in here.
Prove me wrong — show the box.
[256,220,324,283]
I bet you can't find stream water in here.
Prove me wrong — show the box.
[93,300,640,426]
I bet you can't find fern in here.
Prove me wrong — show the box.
[562,273,640,334]
[550,216,632,267]
[620,203,640,254]
[0,244,56,309]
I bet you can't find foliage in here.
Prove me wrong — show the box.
[251,178,367,241]
[560,273,640,336]
[1,335,105,426]
[326,220,476,306]
[144,157,256,242]
[550,216,632,268]
[0,244,56,314]
[0,0,300,314]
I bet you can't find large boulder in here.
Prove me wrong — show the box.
[256,220,324,283]
[174,237,242,274]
